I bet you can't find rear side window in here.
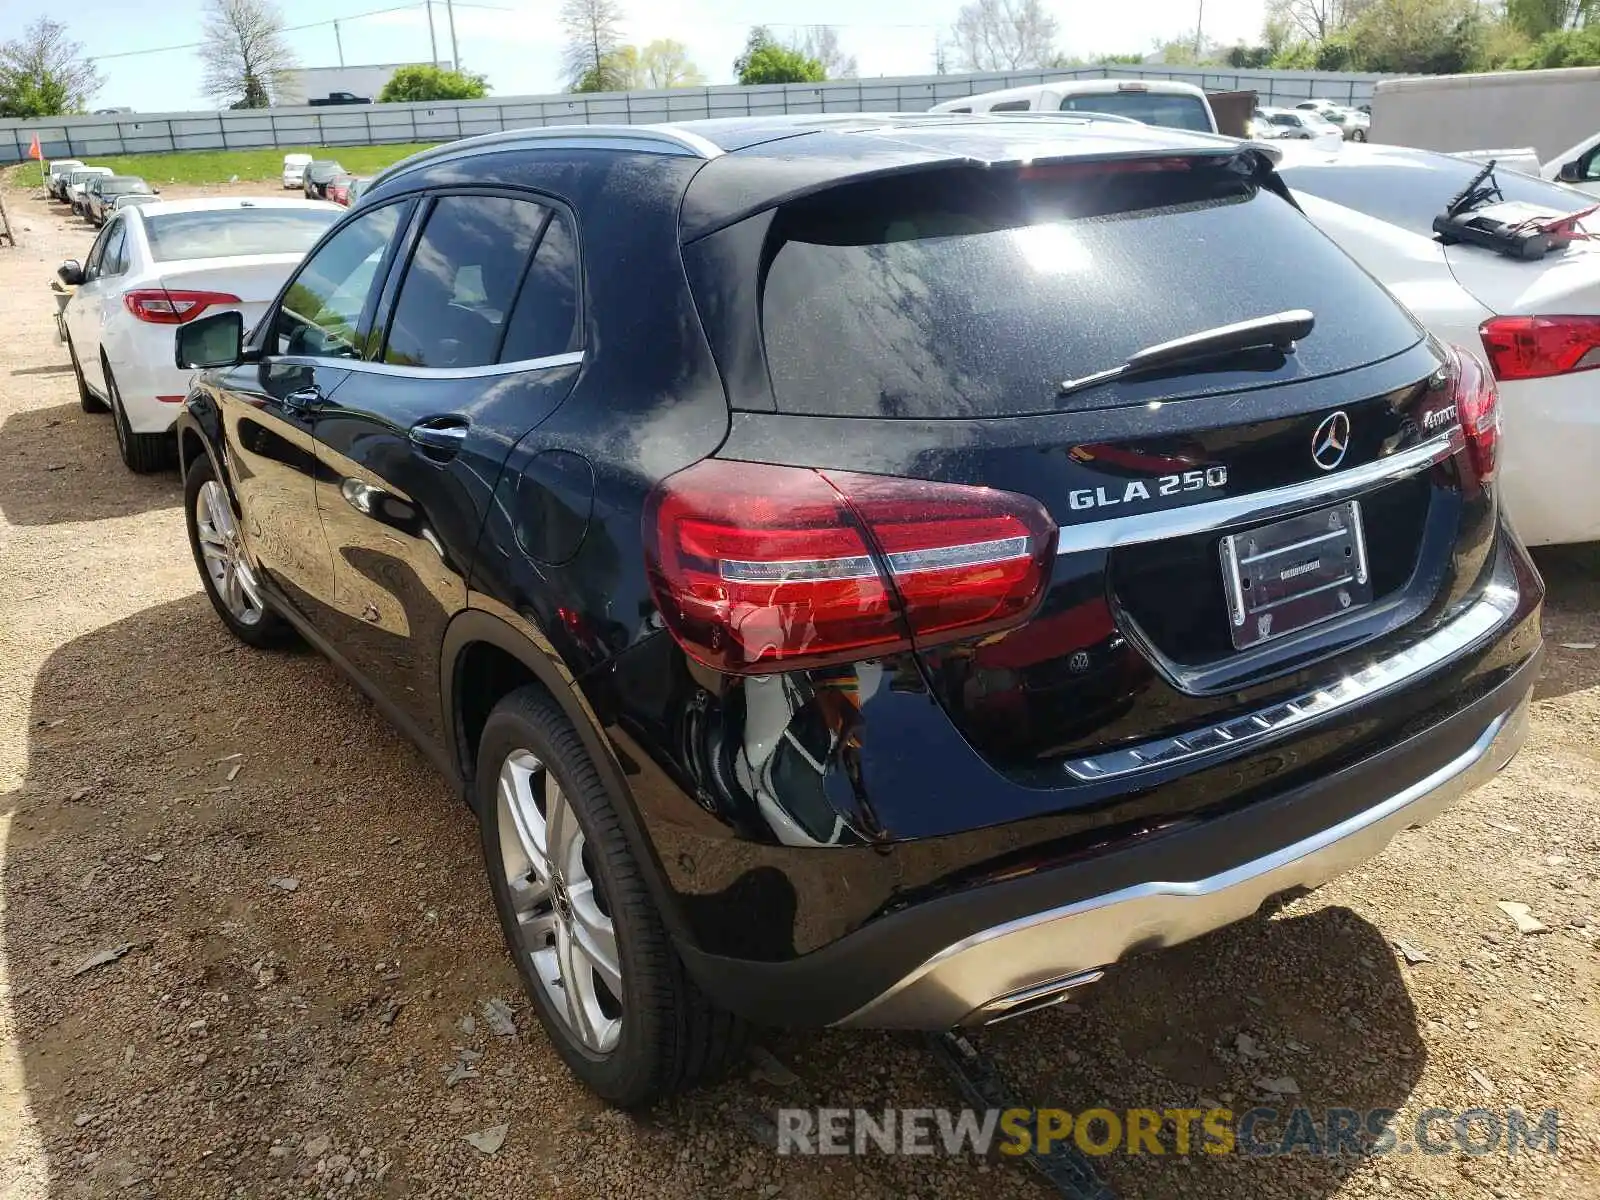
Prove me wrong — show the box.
[499,212,581,362]
[1278,154,1596,238]
[102,221,128,275]
[1058,91,1212,132]
[145,209,337,261]
[989,99,1032,112]
[759,161,1422,418]
[383,195,552,369]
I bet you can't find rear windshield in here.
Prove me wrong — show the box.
[144,208,337,262]
[1058,91,1212,132]
[759,161,1421,418]
[1277,153,1595,238]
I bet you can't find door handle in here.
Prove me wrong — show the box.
[409,418,469,454]
[283,385,324,411]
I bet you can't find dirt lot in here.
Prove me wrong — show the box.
[1,181,1598,1200]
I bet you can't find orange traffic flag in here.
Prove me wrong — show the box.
[27,133,42,161]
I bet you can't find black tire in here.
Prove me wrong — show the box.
[476,687,748,1106]
[1352,128,1367,143]
[183,454,291,648]
[104,357,172,474]
[66,332,107,413]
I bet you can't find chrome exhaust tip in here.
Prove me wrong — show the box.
[973,968,1105,1026]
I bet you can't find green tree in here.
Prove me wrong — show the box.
[640,39,705,88]
[379,64,488,102]
[734,28,826,84]
[1511,24,1600,65]
[1347,0,1483,72]
[0,18,102,118]
[1505,0,1596,39]
[1096,51,1146,64]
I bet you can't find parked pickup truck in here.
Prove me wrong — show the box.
[308,91,370,106]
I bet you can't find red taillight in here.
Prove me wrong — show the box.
[1479,315,1600,381]
[1447,343,1500,486]
[643,460,1057,674]
[123,289,241,325]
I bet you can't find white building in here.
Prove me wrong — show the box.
[279,63,442,106]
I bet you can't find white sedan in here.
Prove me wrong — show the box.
[59,197,340,472]
[1275,142,1600,547]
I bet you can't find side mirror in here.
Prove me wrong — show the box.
[57,259,84,286]
[176,310,245,369]
[1558,160,1582,183]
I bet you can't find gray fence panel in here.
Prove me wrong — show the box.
[1,65,1399,164]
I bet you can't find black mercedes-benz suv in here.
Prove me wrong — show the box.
[172,114,1543,1106]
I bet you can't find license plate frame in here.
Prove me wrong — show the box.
[1219,500,1371,650]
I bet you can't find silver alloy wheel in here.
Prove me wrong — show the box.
[498,749,622,1053]
[195,480,265,626]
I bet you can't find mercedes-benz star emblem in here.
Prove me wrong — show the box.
[1311,411,1351,472]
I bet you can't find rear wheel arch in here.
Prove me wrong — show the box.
[440,609,693,946]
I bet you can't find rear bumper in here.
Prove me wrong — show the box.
[1497,376,1600,547]
[678,636,1541,1029]
[840,686,1530,1028]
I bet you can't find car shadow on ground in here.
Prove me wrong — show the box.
[1528,545,1600,702]
[2,593,1426,1199]
[0,400,178,527]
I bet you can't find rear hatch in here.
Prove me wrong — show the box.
[678,148,1502,817]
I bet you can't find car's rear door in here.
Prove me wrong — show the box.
[202,199,412,626]
[65,217,127,393]
[308,190,584,748]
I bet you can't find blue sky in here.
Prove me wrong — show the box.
[5,0,1272,113]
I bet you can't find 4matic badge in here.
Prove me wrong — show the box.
[1068,467,1230,512]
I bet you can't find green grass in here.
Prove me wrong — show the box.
[3,142,437,188]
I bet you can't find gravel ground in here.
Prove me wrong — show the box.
[1,181,1597,1200]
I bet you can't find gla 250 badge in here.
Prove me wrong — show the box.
[1068,467,1229,512]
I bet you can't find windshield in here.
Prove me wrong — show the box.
[1058,91,1212,133]
[144,208,337,262]
[102,179,148,195]
[1278,152,1596,238]
[757,161,1420,418]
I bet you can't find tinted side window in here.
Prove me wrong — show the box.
[990,99,1032,112]
[498,212,581,363]
[384,195,548,369]
[275,203,404,359]
[1278,154,1597,237]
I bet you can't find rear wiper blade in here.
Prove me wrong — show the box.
[1058,309,1315,398]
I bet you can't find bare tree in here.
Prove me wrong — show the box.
[0,18,103,118]
[199,0,297,109]
[1268,0,1353,43]
[561,0,627,91]
[794,26,858,79]
[640,39,705,88]
[951,0,1061,70]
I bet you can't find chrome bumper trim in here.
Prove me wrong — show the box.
[1064,581,1518,781]
[1056,430,1461,556]
[835,696,1529,1030]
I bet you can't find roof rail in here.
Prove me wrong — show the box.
[370,122,723,188]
